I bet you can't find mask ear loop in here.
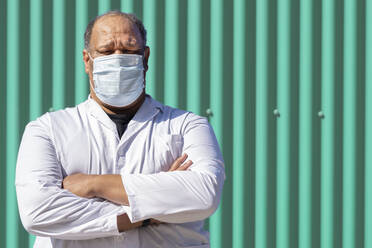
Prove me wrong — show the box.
[88,53,96,90]
[88,52,94,61]
[141,50,148,71]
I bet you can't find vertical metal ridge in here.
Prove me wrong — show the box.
[365,1,372,247]
[232,0,245,247]
[0,0,7,247]
[209,0,223,247]
[6,0,20,247]
[255,0,269,246]
[299,0,313,247]
[164,0,179,108]
[143,0,157,98]
[321,0,335,248]
[30,0,43,121]
[276,0,291,247]
[121,0,134,13]
[343,0,357,247]
[98,0,110,15]
[52,0,65,110]
[29,1,42,245]
[186,0,201,115]
[42,0,53,111]
[75,0,88,104]
[244,1,256,246]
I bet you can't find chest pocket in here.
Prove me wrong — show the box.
[153,134,183,172]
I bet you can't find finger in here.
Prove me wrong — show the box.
[176,160,193,171]
[169,154,188,171]
[182,160,193,169]
[150,219,162,225]
[177,153,188,164]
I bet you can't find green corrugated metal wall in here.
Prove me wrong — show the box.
[0,0,371,247]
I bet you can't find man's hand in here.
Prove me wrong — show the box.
[62,173,96,198]
[168,153,193,171]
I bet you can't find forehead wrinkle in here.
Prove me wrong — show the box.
[96,36,141,51]
[123,36,139,48]
[97,16,133,34]
[92,16,144,50]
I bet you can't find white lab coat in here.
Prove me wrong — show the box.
[16,95,225,248]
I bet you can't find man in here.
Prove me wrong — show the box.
[16,11,225,248]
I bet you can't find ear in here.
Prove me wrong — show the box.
[143,46,150,72]
[83,49,91,74]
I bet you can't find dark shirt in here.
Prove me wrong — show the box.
[107,112,135,138]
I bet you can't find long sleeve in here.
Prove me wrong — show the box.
[122,114,225,223]
[15,116,125,240]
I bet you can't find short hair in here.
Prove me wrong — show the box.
[84,10,147,51]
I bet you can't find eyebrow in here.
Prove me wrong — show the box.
[96,41,114,50]
[97,39,142,50]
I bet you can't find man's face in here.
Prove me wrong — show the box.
[83,15,149,89]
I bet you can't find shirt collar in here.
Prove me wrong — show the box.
[86,94,163,134]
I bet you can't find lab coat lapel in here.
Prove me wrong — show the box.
[86,98,119,138]
[121,95,163,142]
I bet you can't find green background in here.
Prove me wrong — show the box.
[1,0,372,248]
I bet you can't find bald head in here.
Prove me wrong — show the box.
[84,11,147,51]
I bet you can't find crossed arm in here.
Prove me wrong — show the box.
[62,154,193,232]
[16,114,224,239]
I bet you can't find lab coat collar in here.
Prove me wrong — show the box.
[86,94,163,137]
[122,95,164,143]
[129,94,164,124]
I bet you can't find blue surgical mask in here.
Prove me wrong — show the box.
[90,53,144,107]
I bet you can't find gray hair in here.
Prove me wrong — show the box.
[84,10,147,51]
